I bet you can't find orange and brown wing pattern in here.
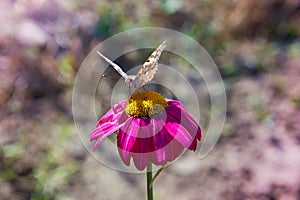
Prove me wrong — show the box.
[134,41,166,88]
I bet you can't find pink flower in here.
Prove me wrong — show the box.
[90,91,201,170]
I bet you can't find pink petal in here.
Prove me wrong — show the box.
[117,117,140,152]
[92,98,202,170]
[118,148,132,166]
[166,100,202,149]
[90,122,121,141]
[163,138,184,162]
[97,101,126,124]
[91,101,128,151]
[177,107,202,141]
[132,152,150,171]
[117,118,153,170]
[132,118,155,153]
[150,114,185,165]
[151,129,182,165]
[165,115,194,148]
[150,119,170,164]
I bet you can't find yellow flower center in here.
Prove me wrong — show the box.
[125,91,168,118]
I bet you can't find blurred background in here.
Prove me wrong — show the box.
[1,0,300,199]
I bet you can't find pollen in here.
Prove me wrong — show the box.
[125,91,168,118]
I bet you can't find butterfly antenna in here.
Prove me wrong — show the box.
[101,74,119,79]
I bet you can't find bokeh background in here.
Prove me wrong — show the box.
[1,0,300,199]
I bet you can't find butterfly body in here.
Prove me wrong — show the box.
[97,41,166,89]
[125,75,138,88]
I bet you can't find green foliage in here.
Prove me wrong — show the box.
[0,143,23,181]
[161,0,182,14]
[221,61,238,77]
[94,4,125,37]
[287,42,300,58]
[30,119,79,199]
[221,123,234,137]
[292,97,300,108]
[59,54,75,86]
[32,161,78,200]
[246,95,270,122]
[52,120,75,140]
[0,168,18,181]
[2,143,23,159]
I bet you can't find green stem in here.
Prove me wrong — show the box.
[147,163,153,200]
[150,166,164,187]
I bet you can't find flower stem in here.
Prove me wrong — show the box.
[147,162,153,200]
[150,166,164,187]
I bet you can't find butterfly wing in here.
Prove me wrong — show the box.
[134,41,166,88]
[97,51,129,80]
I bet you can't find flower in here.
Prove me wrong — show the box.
[90,91,201,170]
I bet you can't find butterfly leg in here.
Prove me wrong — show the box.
[141,85,147,91]
[128,84,133,97]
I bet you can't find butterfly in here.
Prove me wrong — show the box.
[97,41,166,89]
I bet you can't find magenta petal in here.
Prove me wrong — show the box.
[188,137,198,151]
[118,148,131,166]
[167,100,201,136]
[163,138,184,162]
[91,122,119,141]
[150,130,172,165]
[132,152,150,171]
[165,115,193,148]
[96,101,126,124]
[166,100,202,149]
[91,97,202,171]
[91,123,119,151]
[151,133,184,165]
[132,118,155,153]
[91,101,129,152]
[91,121,126,151]
[117,118,152,170]
[150,119,170,164]
[117,118,140,152]
[96,109,114,125]
[176,107,202,141]
[150,114,185,165]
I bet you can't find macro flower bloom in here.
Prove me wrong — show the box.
[90,91,201,170]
